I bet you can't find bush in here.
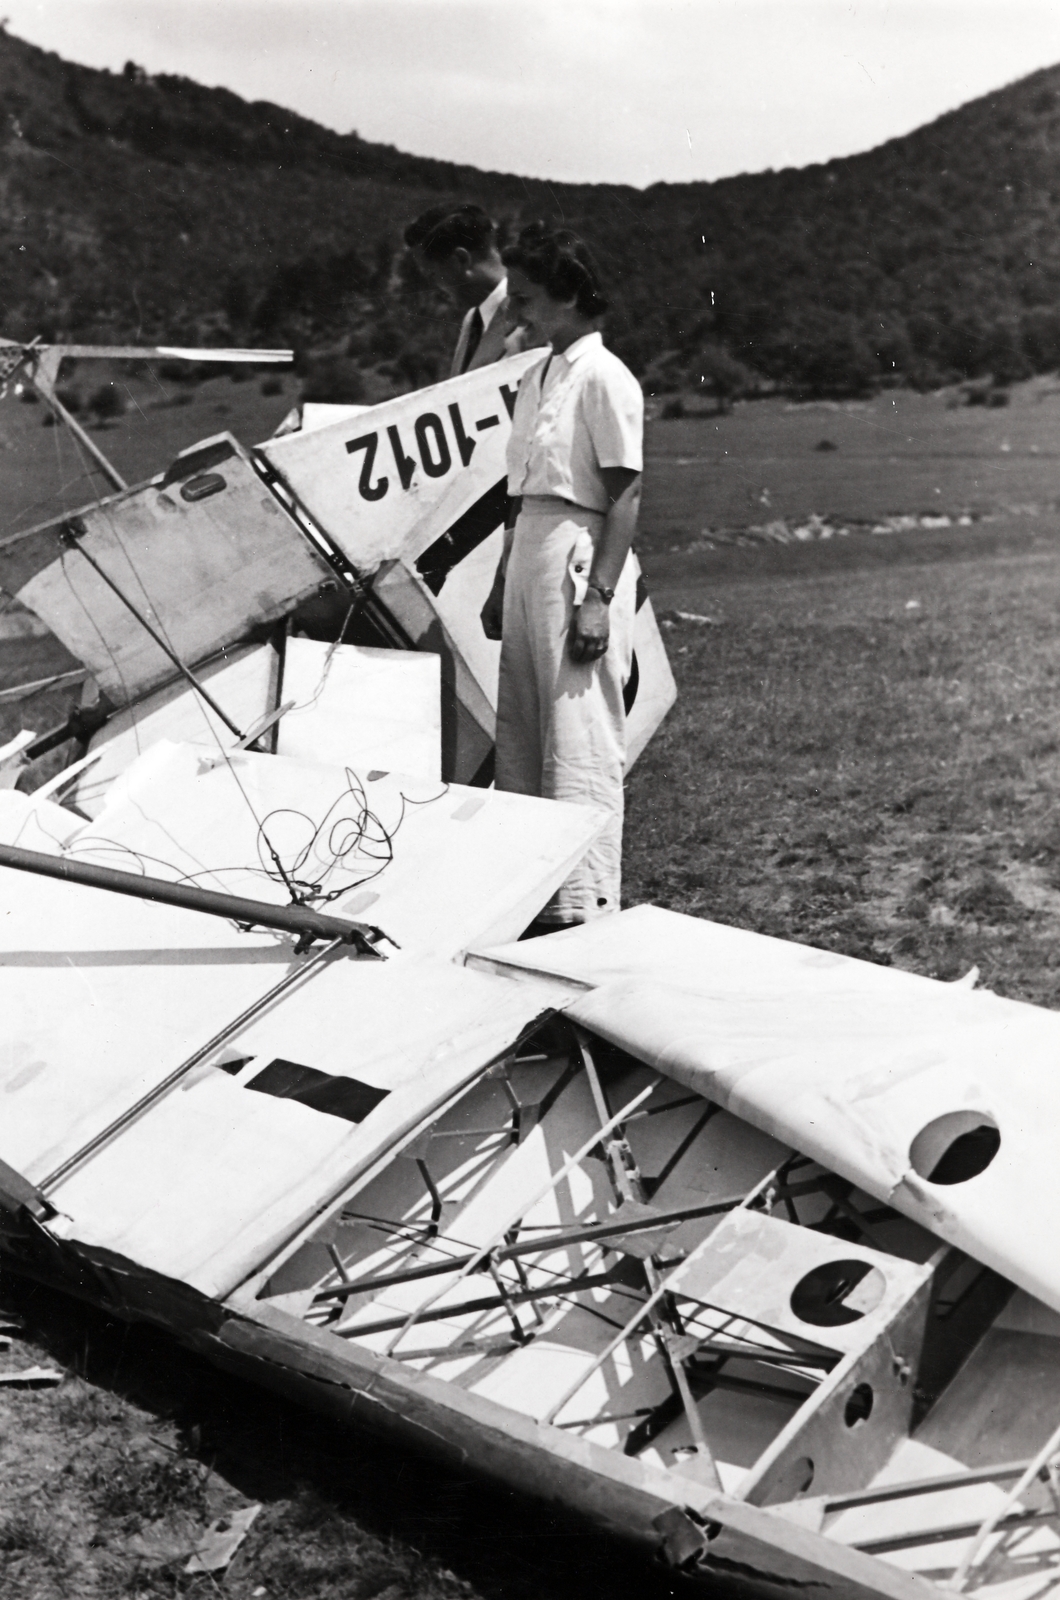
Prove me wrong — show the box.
[1021,308,1060,372]
[693,343,756,412]
[89,383,125,421]
[89,1451,207,1524]
[300,357,367,404]
[789,322,879,398]
[156,359,196,383]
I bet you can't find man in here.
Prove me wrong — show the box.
[404,204,528,376]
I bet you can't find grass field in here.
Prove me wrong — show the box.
[4,380,1060,1598]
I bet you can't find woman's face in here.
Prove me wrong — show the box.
[505,266,580,347]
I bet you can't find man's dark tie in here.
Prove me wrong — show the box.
[461,306,484,373]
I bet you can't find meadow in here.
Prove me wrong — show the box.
[4,378,1060,1597]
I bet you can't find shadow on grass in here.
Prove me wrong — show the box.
[0,1270,697,1600]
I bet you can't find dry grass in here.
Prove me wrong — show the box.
[627,520,1060,1005]
[0,1275,646,1600]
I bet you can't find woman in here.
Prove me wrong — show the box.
[480,225,643,927]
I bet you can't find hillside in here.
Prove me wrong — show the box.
[3,27,1060,396]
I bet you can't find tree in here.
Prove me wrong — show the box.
[692,343,756,412]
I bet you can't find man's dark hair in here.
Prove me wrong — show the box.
[405,203,497,263]
[501,223,608,317]
[403,205,451,252]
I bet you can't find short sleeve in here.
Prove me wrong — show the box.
[581,358,644,472]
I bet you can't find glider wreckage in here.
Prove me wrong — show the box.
[1,341,1059,1598]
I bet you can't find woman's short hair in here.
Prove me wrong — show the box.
[501,224,608,317]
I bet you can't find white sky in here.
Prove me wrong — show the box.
[6,0,1060,187]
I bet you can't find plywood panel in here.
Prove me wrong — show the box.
[15,436,334,703]
[371,559,494,785]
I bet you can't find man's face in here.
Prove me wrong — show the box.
[426,247,504,311]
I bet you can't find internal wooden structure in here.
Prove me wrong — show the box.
[244,1014,1060,1594]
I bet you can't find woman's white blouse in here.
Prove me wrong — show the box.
[505,331,643,513]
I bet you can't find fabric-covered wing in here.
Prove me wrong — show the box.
[77,741,605,957]
[472,905,1060,1313]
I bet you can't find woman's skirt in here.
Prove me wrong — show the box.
[494,498,637,924]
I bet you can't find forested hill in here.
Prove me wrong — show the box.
[4,25,1060,398]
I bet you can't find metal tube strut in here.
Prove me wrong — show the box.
[0,842,386,952]
[39,935,346,1192]
[33,381,128,492]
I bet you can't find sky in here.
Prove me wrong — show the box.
[6,0,1060,188]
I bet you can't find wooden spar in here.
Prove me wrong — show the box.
[0,841,386,953]
[825,1456,1060,1512]
[383,1079,660,1356]
[542,1163,784,1427]
[949,1415,1060,1589]
[0,668,89,705]
[575,1027,722,1491]
[4,334,289,500]
[335,1267,630,1340]
[58,520,247,739]
[312,1194,758,1304]
[0,337,293,367]
[23,344,293,364]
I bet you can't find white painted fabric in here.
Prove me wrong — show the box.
[45,953,556,1299]
[81,741,606,957]
[260,354,539,577]
[0,865,295,1187]
[495,505,636,923]
[276,640,441,781]
[72,644,278,817]
[505,333,644,513]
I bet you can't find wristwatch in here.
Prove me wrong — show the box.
[586,579,615,604]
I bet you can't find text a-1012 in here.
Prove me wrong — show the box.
[345,385,518,502]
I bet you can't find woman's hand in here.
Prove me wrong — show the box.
[481,573,505,640]
[569,591,610,664]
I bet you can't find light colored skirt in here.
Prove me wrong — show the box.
[494,499,636,924]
